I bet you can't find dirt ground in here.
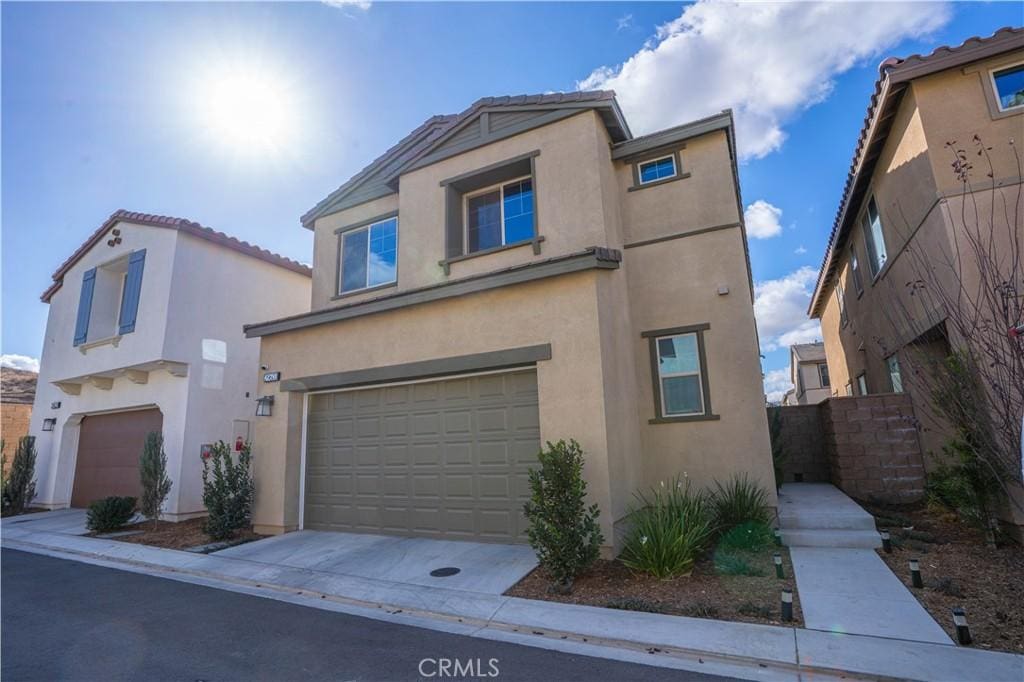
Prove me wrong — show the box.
[864,502,1023,654]
[109,517,264,551]
[506,545,803,627]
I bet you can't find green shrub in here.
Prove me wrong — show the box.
[139,431,172,529]
[620,476,713,579]
[713,552,766,576]
[718,521,775,553]
[605,597,666,614]
[86,496,137,533]
[926,438,1002,541]
[710,474,772,530]
[201,440,255,540]
[523,439,603,593]
[2,436,37,515]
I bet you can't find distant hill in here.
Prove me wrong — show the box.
[1,368,37,405]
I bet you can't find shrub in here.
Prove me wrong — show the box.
[620,476,713,579]
[605,597,666,614]
[926,437,1003,544]
[718,521,775,553]
[710,474,772,530]
[139,431,172,529]
[201,440,255,540]
[86,496,137,533]
[714,552,765,577]
[2,436,37,515]
[523,439,603,593]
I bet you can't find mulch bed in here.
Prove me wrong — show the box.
[100,517,264,551]
[863,502,1024,654]
[506,546,802,627]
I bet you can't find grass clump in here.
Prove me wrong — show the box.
[605,597,666,614]
[620,476,713,579]
[710,474,772,530]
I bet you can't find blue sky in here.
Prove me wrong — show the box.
[2,1,1019,400]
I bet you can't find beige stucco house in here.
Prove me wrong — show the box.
[782,343,831,406]
[808,28,1024,531]
[245,91,775,552]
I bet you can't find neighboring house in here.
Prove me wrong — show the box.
[808,29,1023,529]
[30,210,311,518]
[2,368,37,458]
[245,91,774,552]
[782,343,831,406]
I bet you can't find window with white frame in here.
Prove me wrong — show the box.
[817,363,831,388]
[638,155,677,184]
[991,63,1024,112]
[850,247,864,295]
[887,355,904,393]
[464,178,534,253]
[836,281,848,327]
[339,217,398,295]
[845,381,853,396]
[862,197,888,277]
[856,373,868,396]
[654,332,705,417]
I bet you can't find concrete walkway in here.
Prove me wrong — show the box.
[779,483,951,644]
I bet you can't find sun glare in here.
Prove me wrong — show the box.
[195,66,297,153]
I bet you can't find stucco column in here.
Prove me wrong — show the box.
[252,389,304,535]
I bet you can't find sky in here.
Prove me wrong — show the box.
[2,1,1020,401]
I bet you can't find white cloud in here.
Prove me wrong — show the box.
[794,245,808,255]
[1,354,40,373]
[754,266,822,352]
[744,200,783,239]
[763,367,793,404]
[579,1,950,159]
[322,0,371,11]
[617,14,634,32]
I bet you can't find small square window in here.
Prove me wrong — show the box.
[992,63,1024,112]
[339,217,398,295]
[638,155,677,184]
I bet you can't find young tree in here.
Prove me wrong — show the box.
[139,431,172,530]
[2,436,37,515]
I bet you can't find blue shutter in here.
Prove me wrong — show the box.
[118,249,146,335]
[73,268,97,346]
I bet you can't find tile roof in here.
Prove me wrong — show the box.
[301,90,627,228]
[41,210,311,302]
[808,26,1024,317]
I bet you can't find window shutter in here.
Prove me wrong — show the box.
[73,268,97,346]
[444,186,464,258]
[118,249,146,335]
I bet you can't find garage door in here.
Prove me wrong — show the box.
[304,370,541,542]
[71,408,163,508]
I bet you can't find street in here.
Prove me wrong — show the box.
[2,550,737,682]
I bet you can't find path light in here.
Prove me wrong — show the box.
[774,529,782,547]
[880,530,892,553]
[952,607,972,645]
[773,553,785,579]
[909,558,923,588]
[781,589,793,622]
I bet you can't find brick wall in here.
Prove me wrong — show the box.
[1,402,33,462]
[767,405,829,483]
[820,394,926,504]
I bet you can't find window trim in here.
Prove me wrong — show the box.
[817,362,830,388]
[989,59,1024,114]
[334,213,399,299]
[637,154,678,185]
[628,148,689,191]
[642,323,719,424]
[462,174,535,255]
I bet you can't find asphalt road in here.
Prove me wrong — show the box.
[2,550,738,681]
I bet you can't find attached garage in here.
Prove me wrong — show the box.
[303,370,541,543]
[70,408,163,508]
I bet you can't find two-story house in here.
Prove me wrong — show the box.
[808,28,1023,533]
[782,342,831,406]
[245,92,774,552]
[30,210,311,518]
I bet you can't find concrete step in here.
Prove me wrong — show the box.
[778,511,877,531]
[781,529,882,549]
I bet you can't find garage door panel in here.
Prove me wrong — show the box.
[304,370,539,542]
[71,408,162,508]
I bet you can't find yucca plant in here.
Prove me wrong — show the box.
[710,474,771,531]
[620,476,713,579]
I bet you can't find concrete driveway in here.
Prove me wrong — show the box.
[216,530,538,595]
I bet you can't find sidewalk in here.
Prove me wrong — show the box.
[3,516,1022,682]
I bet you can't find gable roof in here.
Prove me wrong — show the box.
[41,210,311,302]
[300,91,631,229]
[808,26,1024,318]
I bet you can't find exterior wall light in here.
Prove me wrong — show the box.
[42,418,57,432]
[255,395,275,417]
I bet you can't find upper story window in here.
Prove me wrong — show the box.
[465,177,534,253]
[862,197,888,277]
[887,355,904,393]
[992,63,1024,112]
[836,281,848,327]
[817,363,831,388]
[73,250,146,346]
[856,373,868,396]
[850,247,864,295]
[638,155,677,184]
[339,217,398,295]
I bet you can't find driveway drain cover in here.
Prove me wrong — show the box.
[430,567,461,577]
